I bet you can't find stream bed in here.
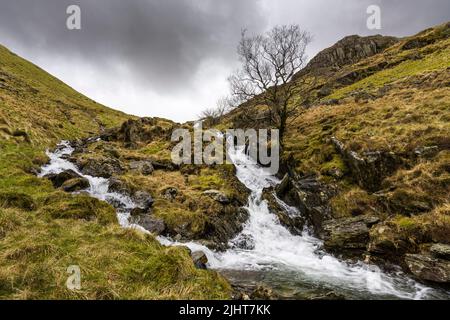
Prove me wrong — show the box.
[40,140,450,300]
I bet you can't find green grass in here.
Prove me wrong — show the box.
[0,43,231,299]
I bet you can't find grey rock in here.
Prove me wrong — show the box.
[45,169,82,188]
[130,215,165,235]
[132,191,154,211]
[129,160,154,175]
[331,137,403,192]
[191,251,208,269]
[203,190,230,204]
[162,187,178,201]
[61,177,90,192]
[430,244,450,261]
[405,254,450,283]
[322,215,380,250]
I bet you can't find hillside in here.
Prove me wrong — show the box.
[222,22,450,283]
[0,45,231,299]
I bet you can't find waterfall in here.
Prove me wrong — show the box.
[40,140,450,300]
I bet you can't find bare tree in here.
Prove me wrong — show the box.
[229,25,312,145]
[199,96,236,126]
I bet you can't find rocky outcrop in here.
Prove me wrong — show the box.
[295,35,398,78]
[272,173,336,235]
[405,254,450,283]
[322,215,380,252]
[116,117,171,148]
[331,137,403,192]
[78,157,124,178]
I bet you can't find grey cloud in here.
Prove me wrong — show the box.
[0,0,267,93]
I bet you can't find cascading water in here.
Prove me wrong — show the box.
[40,140,450,300]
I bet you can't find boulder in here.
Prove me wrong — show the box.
[162,187,178,201]
[274,174,336,234]
[79,158,124,178]
[129,215,165,235]
[430,244,450,261]
[61,177,90,192]
[45,170,82,188]
[331,137,403,192]
[262,188,306,234]
[322,215,380,251]
[203,190,230,204]
[405,254,450,283]
[108,177,132,196]
[132,191,154,211]
[191,251,208,269]
[129,160,154,175]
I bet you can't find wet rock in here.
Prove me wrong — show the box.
[132,191,154,211]
[162,187,178,201]
[430,244,450,261]
[250,285,276,300]
[262,188,306,234]
[405,254,450,283]
[204,207,250,250]
[129,215,165,235]
[108,177,132,196]
[61,177,90,192]
[45,169,82,188]
[129,160,154,175]
[274,173,336,234]
[331,137,403,192]
[191,251,208,269]
[203,190,230,204]
[79,158,124,178]
[322,215,380,251]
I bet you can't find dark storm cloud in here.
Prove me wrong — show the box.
[0,0,448,121]
[0,0,267,93]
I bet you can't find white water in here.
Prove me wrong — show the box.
[40,141,449,300]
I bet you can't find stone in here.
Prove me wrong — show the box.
[132,191,154,211]
[80,158,124,178]
[331,137,403,192]
[405,254,450,283]
[250,285,276,300]
[61,177,90,192]
[203,190,230,204]
[129,215,165,235]
[430,244,450,261]
[162,187,178,201]
[191,251,208,269]
[45,169,82,188]
[129,160,154,175]
[322,215,380,250]
[108,177,132,195]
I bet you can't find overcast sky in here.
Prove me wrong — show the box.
[0,0,449,122]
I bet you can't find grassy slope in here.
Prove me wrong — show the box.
[0,45,230,299]
[285,23,450,250]
[223,22,450,253]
